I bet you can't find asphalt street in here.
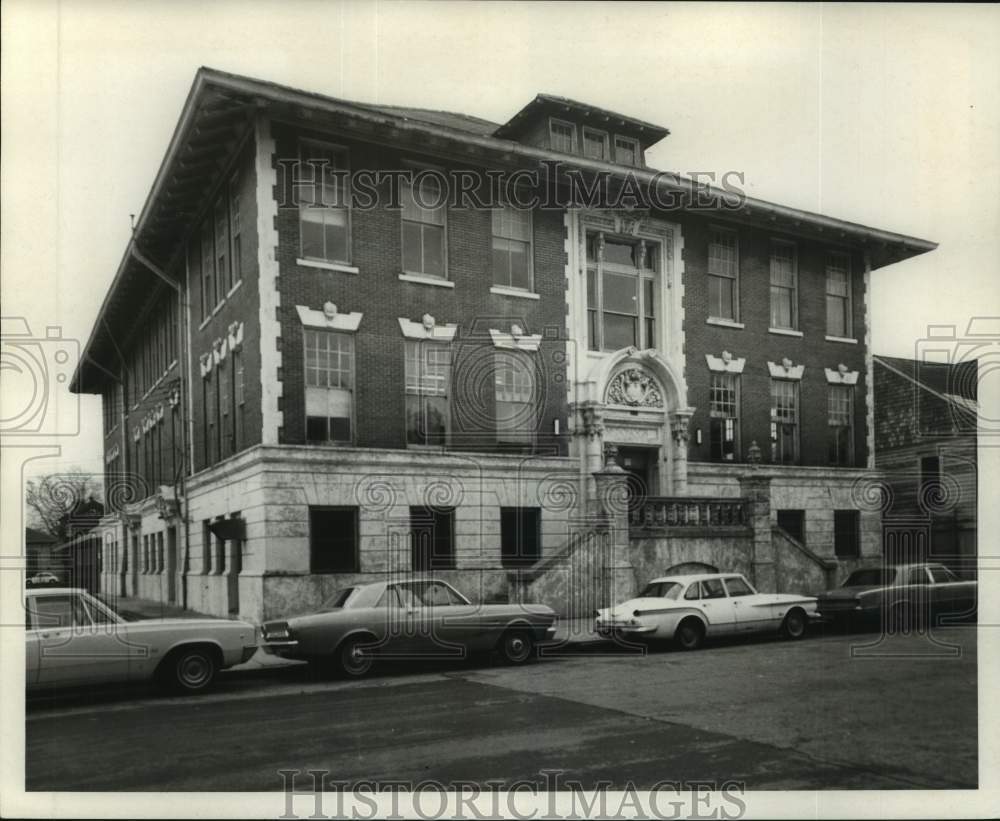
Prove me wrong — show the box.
[25,626,978,791]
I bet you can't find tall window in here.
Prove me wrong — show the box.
[200,219,215,321]
[410,506,455,571]
[614,136,639,166]
[298,141,350,265]
[492,205,533,291]
[309,507,359,573]
[708,228,738,321]
[401,174,446,277]
[500,508,542,567]
[495,351,539,446]
[826,253,852,337]
[202,374,213,466]
[582,127,608,161]
[770,241,797,329]
[586,233,657,351]
[229,171,243,288]
[828,385,854,466]
[549,119,576,153]
[232,349,245,452]
[405,341,451,446]
[219,359,231,459]
[304,330,354,444]
[833,510,860,558]
[770,379,799,464]
[709,372,740,462]
[214,200,230,299]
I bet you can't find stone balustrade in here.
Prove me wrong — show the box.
[629,496,751,531]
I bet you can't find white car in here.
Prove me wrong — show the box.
[595,573,818,650]
[25,588,258,694]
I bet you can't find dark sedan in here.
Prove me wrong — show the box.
[816,563,976,630]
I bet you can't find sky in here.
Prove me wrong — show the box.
[3,0,999,477]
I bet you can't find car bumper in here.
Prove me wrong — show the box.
[595,623,656,638]
[261,639,300,657]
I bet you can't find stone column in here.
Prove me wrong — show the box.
[592,445,635,605]
[669,408,694,494]
[579,402,605,505]
[739,467,775,592]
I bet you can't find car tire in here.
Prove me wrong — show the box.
[162,646,218,694]
[675,618,705,651]
[498,629,534,665]
[338,635,374,677]
[781,608,807,640]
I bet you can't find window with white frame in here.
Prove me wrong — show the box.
[233,348,245,451]
[401,174,446,277]
[494,350,539,446]
[707,228,738,321]
[229,170,243,288]
[586,232,657,351]
[214,199,230,300]
[200,218,215,321]
[582,127,609,161]
[298,141,350,265]
[405,341,451,446]
[828,384,854,466]
[614,135,639,166]
[549,119,576,153]
[826,252,852,337]
[770,379,799,464]
[770,241,797,329]
[492,205,533,291]
[304,329,354,444]
[709,372,740,462]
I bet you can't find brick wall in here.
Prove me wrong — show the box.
[679,215,869,468]
[271,122,570,455]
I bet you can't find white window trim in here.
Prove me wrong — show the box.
[825,335,858,345]
[769,327,803,338]
[824,366,860,386]
[707,225,740,323]
[582,126,610,160]
[296,258,359,275]
[586,231,659,352]
[398,317,458,341]
[769,238,798,331]
[298,137,353,267]
[548,117,578,153]
[705,353,746,374]
[767,360,805,381]
[491,203,535,293]
[398,272,455,289]
[826,251,854,338]
[301,326,356,447]
[490,285,540,300]
[295,305,364,333]
[489,329,543,352]
[613,135,640,166]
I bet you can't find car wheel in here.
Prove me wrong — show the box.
[164,646,217,694]
[675,618,705,651]
[781,609,807,640]
[499,630,534,665]
[338,635,374,677]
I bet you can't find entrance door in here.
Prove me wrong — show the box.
[617,447,658,508]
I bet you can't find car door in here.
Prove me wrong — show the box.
[927,565,975,622]
[693,578,740,635]
[723,576,765,633]
[31,592,130,687]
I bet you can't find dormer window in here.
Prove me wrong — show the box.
[614,136,639,167]
[549,119,577,153]
[582,127,609,161]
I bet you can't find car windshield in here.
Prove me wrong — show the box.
[639,582,683,600]
[843,568,896,587]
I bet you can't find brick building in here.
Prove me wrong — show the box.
[71,68,937,620]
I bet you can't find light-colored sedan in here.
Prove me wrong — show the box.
[25,587,258,694]
[594,573,818,650]
[261,578,557,676]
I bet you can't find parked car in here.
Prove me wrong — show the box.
[816,563,977,629]
[594,573,818,650]
[28,572,61,586]
[261,578,557,676]
[25,587,258,694]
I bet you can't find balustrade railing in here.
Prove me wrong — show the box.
[629,496,750,531]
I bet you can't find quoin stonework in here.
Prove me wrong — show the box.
[71,68,938,622]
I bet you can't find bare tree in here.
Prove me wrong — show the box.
[25,470,104,542]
